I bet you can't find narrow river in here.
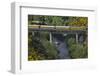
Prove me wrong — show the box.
[52,34,70,59]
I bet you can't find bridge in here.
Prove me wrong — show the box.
[28,25,87,43]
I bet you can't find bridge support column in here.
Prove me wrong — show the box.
[76,33,78,43]
[50,32,52,43]
[32,31,34,36]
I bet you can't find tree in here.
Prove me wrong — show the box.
[69,44,88,58]
[66,37,76,46]
[67,17,88,27]
[41,39,58,59]
[45,16,53,25]
[38,16,46,25]
[45,16,68,26]
[67,38,88,58]
[51,16,64,26]
[28,47,46,61]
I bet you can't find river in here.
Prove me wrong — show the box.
[52,33,70,59]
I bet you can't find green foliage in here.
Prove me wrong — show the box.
[67,17,88,27]
[28,48,45,61]
[45,16,68,26]
[28,15,46,25]
[28,32,34,47]
[45,16,53,25]
[65,34,75,43]
[29,15,68,26]
[28,31,59,60]
[38,16,46,24]
[67,38,76,46]
[28,15,88,27]
[67,38,88,58]
[51,17,64,26]
[28,15,88,60]
[69,44,87,58]
[41,40,58,59]
[28,32,47,61]
[39,32,50,41]
[32,36,47,56]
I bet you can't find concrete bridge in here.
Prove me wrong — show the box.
[28,25,86,43]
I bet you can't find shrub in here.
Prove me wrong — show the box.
[41,40,58,59]
[67,38,76,47]
[67,38,88,59]
[69,44,87,58]
[28,48,45,61]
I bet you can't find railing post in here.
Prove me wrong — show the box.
[32,31,34,36]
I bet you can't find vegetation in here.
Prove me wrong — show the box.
[67,17,88,26]
[28,32,46,60]
[28,15,88,60]
[28,15,87,26]
[41,40,58,59]
[66,37,88,58]
[28,32,59,61]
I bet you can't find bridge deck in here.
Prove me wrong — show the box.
[28,25,87,34]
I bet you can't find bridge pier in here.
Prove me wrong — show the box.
[50,32,52,43]
[32,31,34,36]
[76,33,78,43]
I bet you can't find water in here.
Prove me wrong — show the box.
[52,34,70,59]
